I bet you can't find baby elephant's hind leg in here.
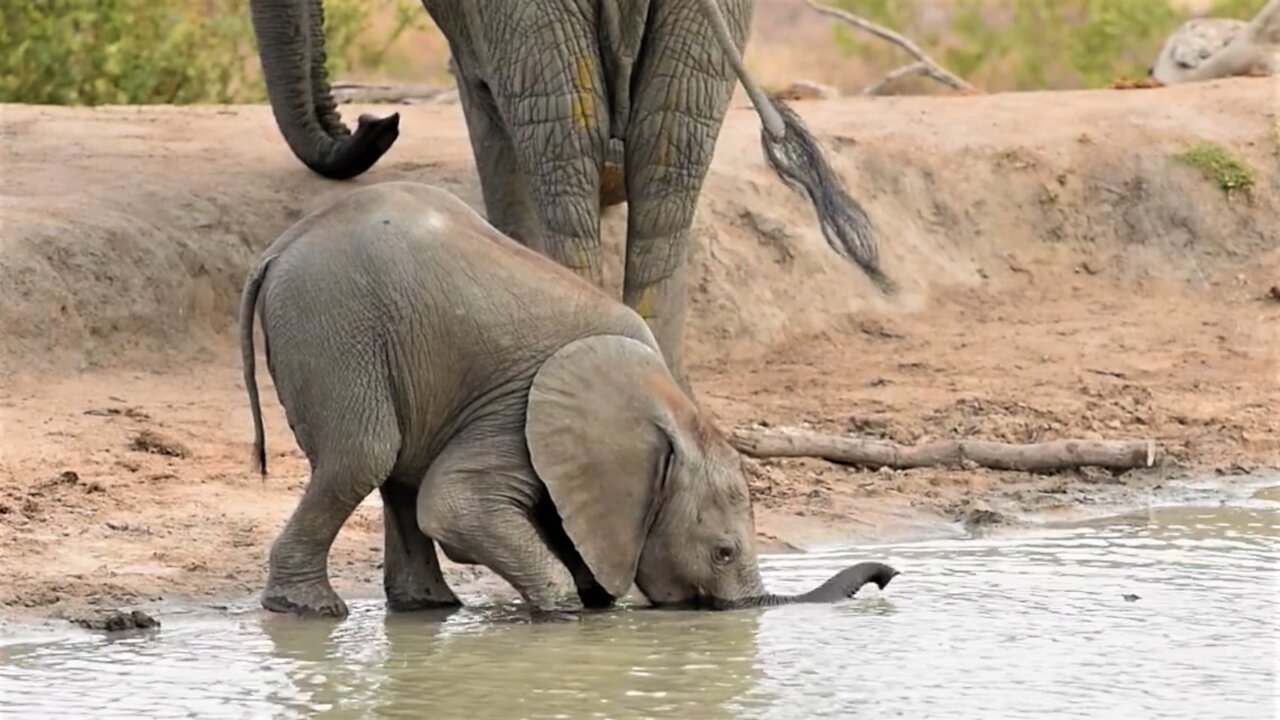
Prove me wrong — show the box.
[264,460,387,617]
[380,480,461,611]
[263,413,399,618]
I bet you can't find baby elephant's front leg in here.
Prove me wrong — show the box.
[418,468,585,616]
[380,480,461,612]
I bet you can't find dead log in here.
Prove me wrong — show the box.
[730,428,1158,472]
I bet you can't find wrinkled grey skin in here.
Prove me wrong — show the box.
[247,0,886,390]
[240,182,897,618]
[1148,0,1279,83]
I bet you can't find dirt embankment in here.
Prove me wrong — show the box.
[1,78,1278,621]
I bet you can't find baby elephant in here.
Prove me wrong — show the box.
[240,181,897,617]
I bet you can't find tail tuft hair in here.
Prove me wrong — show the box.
[759,97,896,296]
[253,443,267,478]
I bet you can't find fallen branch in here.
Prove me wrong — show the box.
[805,1,976,94]
[329,81,456,105]
[730,428,1158,472]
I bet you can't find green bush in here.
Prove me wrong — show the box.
[0,0,426,105]
[830,0,1262,91]
[1172,142,1255,196]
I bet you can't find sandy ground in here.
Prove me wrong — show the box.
[1,78,1278,624]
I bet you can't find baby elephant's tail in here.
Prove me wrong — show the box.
[239,256,276,477]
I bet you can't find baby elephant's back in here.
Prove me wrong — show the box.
[262,182,632,381]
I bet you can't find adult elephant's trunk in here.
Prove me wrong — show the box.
[713,561,899,610]
[249,0,400,179]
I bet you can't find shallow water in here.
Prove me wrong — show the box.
[2,486,1277,720]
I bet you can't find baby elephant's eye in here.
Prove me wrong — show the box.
[713,544,736,565]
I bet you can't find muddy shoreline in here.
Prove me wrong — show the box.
[2,79,1278,628]
[2,468,1275,640]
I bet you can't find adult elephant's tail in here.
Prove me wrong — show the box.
[757,101,894,294]
[249,0,399,179]
[691,0,895,295]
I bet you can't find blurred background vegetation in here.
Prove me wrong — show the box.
[0,0,1264,105]
[0,0,435,104]
[829,0,1259,91]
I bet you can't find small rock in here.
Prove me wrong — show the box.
[1268,285,1280,302]
[35,470,80,491]
[1122,593,1140,602]
[105,520,129,531]
[959,500,1008,531]
[129,429,189,458]
[72,610,160,632]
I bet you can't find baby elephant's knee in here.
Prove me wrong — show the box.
[415,475,474,552]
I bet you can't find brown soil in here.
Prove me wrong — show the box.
[1,78,1277,624]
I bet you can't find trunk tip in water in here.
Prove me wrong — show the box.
[811,561,899,602]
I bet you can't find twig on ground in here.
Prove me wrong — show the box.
[805,1,976,95]
[730,427,1158,472]
[329,81,454,105]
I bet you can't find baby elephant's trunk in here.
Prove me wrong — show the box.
[715,561,899,610]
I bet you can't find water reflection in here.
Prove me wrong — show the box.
[1,488,1276,720]
[255,603,766,719]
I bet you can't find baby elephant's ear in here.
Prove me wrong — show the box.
[525,334,688,599]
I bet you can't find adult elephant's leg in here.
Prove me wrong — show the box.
[622,0,752,389]
[380,479,461,612]
[453,69,546,247]
[476,3,611,287]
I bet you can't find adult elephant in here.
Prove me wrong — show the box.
[247,0,890,387]
[239,181,897,618]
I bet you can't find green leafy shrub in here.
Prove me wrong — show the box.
[1171,142,1255,196]
[0,0,428,105]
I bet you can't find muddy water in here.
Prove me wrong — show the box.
[2,486,1277,720]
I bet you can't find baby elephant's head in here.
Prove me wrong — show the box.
[526,335,897,610]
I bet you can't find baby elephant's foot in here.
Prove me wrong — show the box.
[525,591,586,623]
[384,572,462,613]
[528,608,584,623]
[386,593,463,613]
[262,578,349,618]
